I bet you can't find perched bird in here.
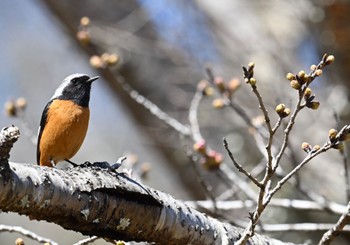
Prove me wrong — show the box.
[37,74,99,167]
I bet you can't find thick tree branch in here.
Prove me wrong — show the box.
[0,126,297,245]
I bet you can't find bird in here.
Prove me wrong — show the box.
[37,74,99,167]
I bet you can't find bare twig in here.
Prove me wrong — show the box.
[341,146,350,202]
[186,147,217,206]
[223,138,262,187]
[115,72,191,136]
[259,223,350,233]
[189,89,204,141]
[205,67,261,133]
[318,201,350,245]
[0,224,58,245]
[73,236,99,245]
[267,143,330,202]
[185,198,346,215]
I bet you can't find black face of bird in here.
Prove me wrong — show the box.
[52,74,99,107]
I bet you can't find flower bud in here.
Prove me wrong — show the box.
[325,55,335,65]
[312,145,320,152]
[107,54,119,66]
[310,64,317,71]
[290,80,301,90]
[301,142,312,153]
[80,16,90,26]
[214,76,226,93]
[304,88,312,99]
[202,150,223,170]
[15,238,24,245]
[16,97,27,110]
[4,101,16,117]
[89,55,104,68]
[315,69,323,76]
[298,70,306,79]
[76,30,90,45]
[286,73,296,81]
[249,77,256,86]
[275,104,285,113]
[212,99,225,109]
[193,139,206,154]
[282,108,291,117]
[248,62,255,70]
[227,78,240,94]
[306,101,320,110]
[328,128,338,142]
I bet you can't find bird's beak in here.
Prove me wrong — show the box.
[88,76,99,83]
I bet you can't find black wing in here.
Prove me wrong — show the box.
[36,101,52,165]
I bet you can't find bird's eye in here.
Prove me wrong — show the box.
[71,78,78,84]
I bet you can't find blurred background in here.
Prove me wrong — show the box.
[1,0,350,244]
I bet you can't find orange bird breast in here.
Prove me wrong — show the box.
[38,99,90,167]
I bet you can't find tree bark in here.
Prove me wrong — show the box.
[0,126,297,245]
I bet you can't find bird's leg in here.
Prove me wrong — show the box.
[65,159,79,167]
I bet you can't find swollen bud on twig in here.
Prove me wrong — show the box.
[248,62,255,71]
[212,99,225,109]
[275,104,290,118]
[227,78,241,95]
[214,76,226,93]
[15,238,24,245]
[301,142,312,153]
[249,77,256,86]
[328,128,338,142]
[4,101,17,117]
[193,139,207,154]
[286,73,296,81]
[16,97,27,111]
[90,55,104,69]
[275,104,285,114]
[325,55,335,65]
[202,150,223,170]
[304,88,312,99]
[312,145,320,153]
[306,101,320,110]
[80,16,90,27]
[298,70,306,79]
[290,80,301,90]
[101,53,119,66]
[315,69,323,77]
[76,30,90,45]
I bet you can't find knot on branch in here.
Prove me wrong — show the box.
[0,125,20,168]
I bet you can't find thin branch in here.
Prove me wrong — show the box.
[186,147,217,206]
[73,236,99,245]
[258,223,350,233]
[115,73,191,136]
[184,198,346,215]
[268,144,330,202]
[318,201,350,245]
[273,55,331,172]
[219,164,258,201]
[0,225,58,245]
[188,89,204,141]
[250,84,273,134]
[223,138,262,187]
[205,67,263,134]
[341,146,350,202]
